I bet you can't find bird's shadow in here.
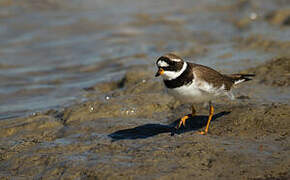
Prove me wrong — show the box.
[108,111,230,141]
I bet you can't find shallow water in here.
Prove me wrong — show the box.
[0,0,290,120]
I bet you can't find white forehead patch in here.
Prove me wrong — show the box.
[158,61,169,67]
[171,58,181,62]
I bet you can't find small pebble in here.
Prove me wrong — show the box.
[121,107,137,115]
[89,106,94,112]
[105,95,110,100]
[250,12,257,20]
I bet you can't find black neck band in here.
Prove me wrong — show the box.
[163,63,194,89]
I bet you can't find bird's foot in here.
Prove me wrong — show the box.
[197,131,207,135]
[176,115,191,129]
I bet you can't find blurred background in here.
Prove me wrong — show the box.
[0,0,289,120]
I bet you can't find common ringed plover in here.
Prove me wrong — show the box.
[155,53,254,135]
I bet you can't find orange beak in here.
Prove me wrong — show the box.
[155,68,164,77]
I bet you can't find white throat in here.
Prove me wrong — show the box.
[163,62,187,80]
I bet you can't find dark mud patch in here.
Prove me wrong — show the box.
[265,8,290,26]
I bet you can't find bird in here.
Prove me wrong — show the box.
[155,53,254,135]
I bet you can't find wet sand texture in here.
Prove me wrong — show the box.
[1,0,290,179]
[1,58,290,179]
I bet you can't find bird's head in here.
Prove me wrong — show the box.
[155,53,185,80]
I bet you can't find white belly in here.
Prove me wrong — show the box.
[168,86,212,103]
[166,80,230,103]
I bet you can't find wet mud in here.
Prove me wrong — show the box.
[1,0,290,179]
[1,58,289,179]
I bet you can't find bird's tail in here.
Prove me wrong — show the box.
[225,74,255,85]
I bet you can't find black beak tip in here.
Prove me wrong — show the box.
[155,72,160,77]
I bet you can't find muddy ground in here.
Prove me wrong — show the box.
[0,57,289,180]
[1,0,290,179]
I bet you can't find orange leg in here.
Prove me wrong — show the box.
[176,105,196,129]
[198,102,214,135]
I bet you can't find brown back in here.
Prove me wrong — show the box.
[190,63,233,90]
